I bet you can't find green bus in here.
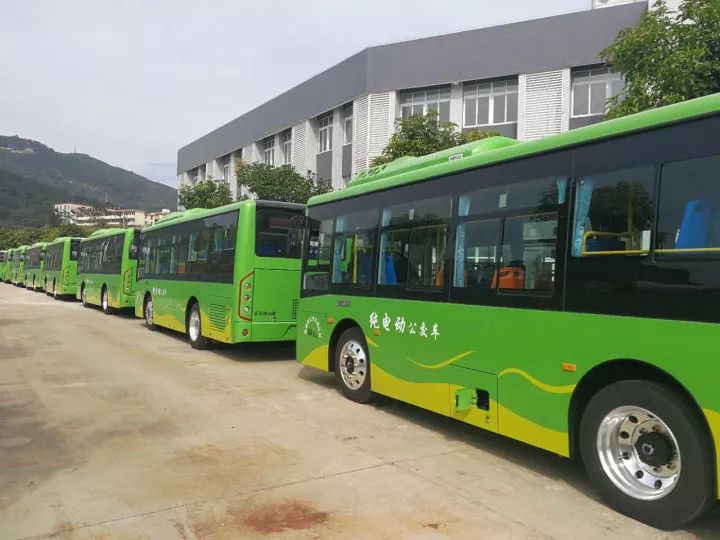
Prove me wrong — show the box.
[11,246,27,286]
[297,93,720,527]
[135,200,304,349]
[77,228,138,314]
[44,237,82,298]
[24,242,48,291]
[4,248,15,283]
[0,251,7,282]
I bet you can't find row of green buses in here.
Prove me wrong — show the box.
[2,94,720,528]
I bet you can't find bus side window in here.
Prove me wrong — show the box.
[571,166,655,257]
[332,210,378,287]
[302,218,332,292]
[656,154,720,256]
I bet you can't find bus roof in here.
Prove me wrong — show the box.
[141,199,304,233]
[308,92,720,207]
[48,236,83,246]
[27,242,49,251]
[84,228,132,241]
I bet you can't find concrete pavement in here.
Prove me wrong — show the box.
[0,283,718,539]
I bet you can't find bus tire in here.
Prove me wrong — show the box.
[52,281,58,299]
[580,380,714,529]
[81,285,89,307]
[101,286,113,315]
[144,295,157,331]
[334,327,375,404]
[187,303,208,350]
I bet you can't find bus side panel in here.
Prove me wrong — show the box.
[251,267,300,341]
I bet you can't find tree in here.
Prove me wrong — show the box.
[371,111,499,166]
[601,0,720,119]
[178,179,234,210]
[0,224,96,250]
[236,162,332,203]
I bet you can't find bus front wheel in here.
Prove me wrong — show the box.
[580,380,714,528]
[187,303,208,350]
[144,295,157,331]
[334,327,375,404]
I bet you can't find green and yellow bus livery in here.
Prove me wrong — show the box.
[135,200,304,349]
[45,237,82,298]
[24,242,48,291]
[77,228,138,314]
[297,93,720,528]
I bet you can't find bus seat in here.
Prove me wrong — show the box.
[384,253,397,284]
[491,266,524,289]
[676,199,716,249]
[256,244,276,256]
[357,251,372,283]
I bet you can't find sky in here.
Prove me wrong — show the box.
[0,0,588,188]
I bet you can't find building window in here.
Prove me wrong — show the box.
[572,67,623,118]
[399,87,451,122]
[192,168,200,185]
[343,103,353,145]
[221,154,232,182]
[263,137,275,165]
[318,113,333,154]
[463,79,518,127]
[281,130,292,165]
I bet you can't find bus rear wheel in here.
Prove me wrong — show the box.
[144,295,156,331]
[334,327,375,404]
[580,380,714,529]
[101,287,113,315]
[52,281,58,299]
[81,285,89,307]
[187,303,208,350]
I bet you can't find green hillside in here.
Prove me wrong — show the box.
[0,135,177,216]
[0,167,98,227]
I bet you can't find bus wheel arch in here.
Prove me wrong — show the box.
[569,359,711,461]
[328,319,362,373]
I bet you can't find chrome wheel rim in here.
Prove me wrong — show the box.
[81,288,86,304]
[102,291,108,310]
[189,310,201,341]
[597,405,681,501]
[53,282,57,297]
[339,340,368,390]
[145,299,153,326]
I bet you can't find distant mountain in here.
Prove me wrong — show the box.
[0,168,88,227]
[0,135,177,227]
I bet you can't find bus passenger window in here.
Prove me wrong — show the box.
[499,213,557,292]
[303,218,332,292]
[332,209,377,287]
[656,154,720,256]
[572,166,655,257]
[378,196,451,289]
[378,229,409,286]
[454,219,499,289]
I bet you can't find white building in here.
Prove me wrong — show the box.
[177,0,682,197]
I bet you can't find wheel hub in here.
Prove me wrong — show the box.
[635,432,673,468]
[339,340,367,390]
[596,405,680,501]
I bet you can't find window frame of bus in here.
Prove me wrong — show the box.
[445,152,570,310]
[329,207,380,294]
[375,193,453,301]
[301,212,334,297]
[137,209,239,284]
